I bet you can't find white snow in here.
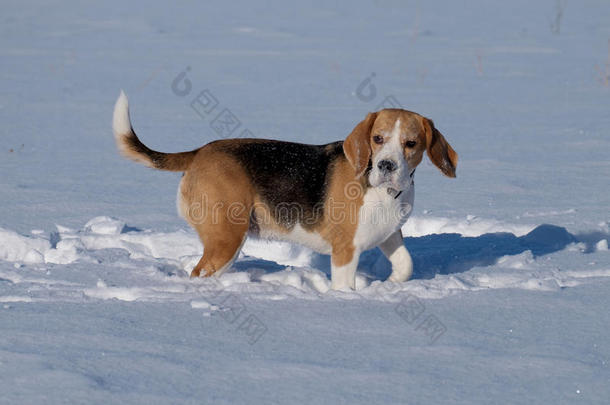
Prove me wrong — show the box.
[84,216,126,235]
[2,0,610,404]
[0,228,50,264]
[2,215,605,299]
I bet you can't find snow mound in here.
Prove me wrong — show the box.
[84,216,126,235]
[0,216,609,302]
[0,228,50,264]
[403,215,534,237]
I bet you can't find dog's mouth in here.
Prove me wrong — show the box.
[370,166,415,190]
[384,169,415,195]
[372,176,407,194]
[371,174,399,188]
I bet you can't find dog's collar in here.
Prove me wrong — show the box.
[386,188,403,199]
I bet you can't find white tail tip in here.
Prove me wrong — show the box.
[112,90,132,137]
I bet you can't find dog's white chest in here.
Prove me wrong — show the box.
[353,185,414,251]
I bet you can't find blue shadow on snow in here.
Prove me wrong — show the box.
[233,224,608,282]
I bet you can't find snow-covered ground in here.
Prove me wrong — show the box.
[1,0,610,403]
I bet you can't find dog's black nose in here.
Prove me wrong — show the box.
[377,159,397,173]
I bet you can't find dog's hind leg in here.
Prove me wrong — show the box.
[191,211,248,277]
[179,149,255,278]
[190,223,248,278]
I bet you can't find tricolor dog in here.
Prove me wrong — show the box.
[112,91,457,290]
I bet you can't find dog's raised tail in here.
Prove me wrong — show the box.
[112,90,198,172]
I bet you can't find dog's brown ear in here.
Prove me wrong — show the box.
[343,112,377,177]
[422,117,458,178]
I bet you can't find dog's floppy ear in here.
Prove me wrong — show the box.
[343,112,377,177]
[422,117,458,178]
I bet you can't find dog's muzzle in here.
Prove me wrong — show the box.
[377,159,397,174]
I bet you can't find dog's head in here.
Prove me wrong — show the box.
[343,109,458,191]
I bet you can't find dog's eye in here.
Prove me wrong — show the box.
[373,135,384,144]
[405,140,417,148]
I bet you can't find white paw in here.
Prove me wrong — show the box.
[330,282,355,291]
[388,270,411,283]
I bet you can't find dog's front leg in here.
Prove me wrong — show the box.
[330,248,360,291]
[379,230,413,283]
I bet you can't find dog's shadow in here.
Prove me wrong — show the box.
[234,224,607,282]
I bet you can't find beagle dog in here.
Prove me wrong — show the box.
[112,91,457,290]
